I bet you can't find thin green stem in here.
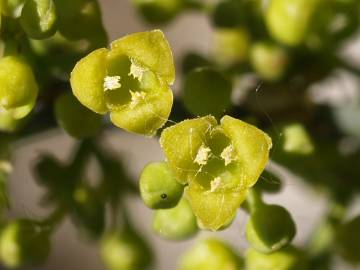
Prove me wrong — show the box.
[245,188,264,214]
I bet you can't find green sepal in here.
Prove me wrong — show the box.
[70,48,108,114]
[110,30,175,85]
[186,181,247,231]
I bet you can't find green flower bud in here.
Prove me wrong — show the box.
[153,198,198,240]
[160,115,272,230]
[2,0,26,17]
[20,0,57,40]
[265,0,321,46]
[246,204,296,253]
[245,246,308,270]
[336,215,360,263]
[0,219,51,268]
[183,68,232,118]
[71,30,174,136]
[178,238,243,270]
[71,185,105,239]
[213,27,250,67]
[0,56,38,119]
[54,0,107,43]
[250,42,289,81]
[132,0,184,24]
[140,162,184,209]
[55,92,102,138]
[282,123,314,155]
[100,228,153,270]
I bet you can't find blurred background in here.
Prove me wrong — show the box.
[3,0,360,269]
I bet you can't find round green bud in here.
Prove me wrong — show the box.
[336,215,360,263]
[183,68,232,118]
[55,92,102,138]
[250,42,288,81]
[2,0,26,17]
[100,229,153,270]
[152,198,198,240]
[70,30,174,136]
[245,246,308,270]
[20,0,57,39]
[213,27,250,67]
[140,162,184,209]
[132,0,184,24]
[54,0,107,42]
[265,0,321,46]
[0,219,50,268]
[179,238,243,270]
[246,204,296,253]
[0,56,38,118]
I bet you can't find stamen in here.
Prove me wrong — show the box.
[221,144,236,166]
[129,90,146,109]
[194,144,211,166]
[129,58,147,81]
[104,76,121,91]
